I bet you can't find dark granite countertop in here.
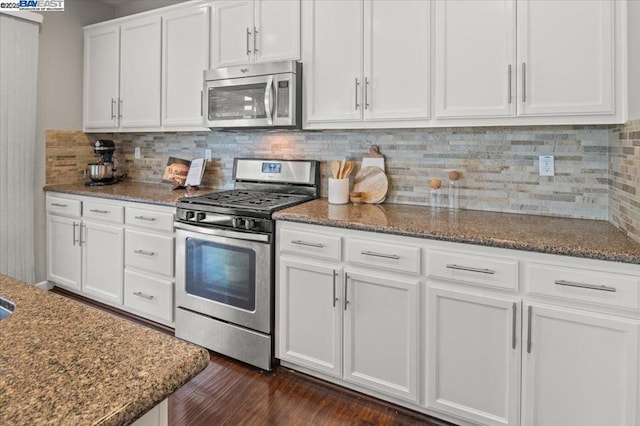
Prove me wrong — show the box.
[0,275,209,425]
[274,199,640,265]
[44,182,216,207]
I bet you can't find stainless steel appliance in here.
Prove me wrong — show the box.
[85,140,126,186]
[203,61,301,129]
[174,158,320,370]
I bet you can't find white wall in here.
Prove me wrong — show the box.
[34,0,115,283]
[628,0,640,120]
[113,0,186,18]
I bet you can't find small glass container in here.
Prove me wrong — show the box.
[429,179,442,209]
[448,171,460,210]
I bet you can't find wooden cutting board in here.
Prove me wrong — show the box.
[352,166,388,204]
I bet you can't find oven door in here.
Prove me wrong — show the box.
[204,73,296,128]
[175,222,271,334]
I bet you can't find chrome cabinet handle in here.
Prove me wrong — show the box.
[89,209,110,214]
[446,264,495,275]
[364,77,370,109]
[118,98,123,119]
[72,222,78,246]
[254,26,258,53]
[344,274,349,310]
[361,250,400,260]
[111,98,116,119]
[527,305,532,354]
[51,203,67,207]
[332,271,338,308]
[246,27,251,55]
[291,240,324,248]
[521,62,526,103]
[512,302,517,350]
[554,280,616,293]
[354,78,360,110]
[133,291,154,300]
[133,249,155,256]
[134,215,156,222]
[507,64,512,104]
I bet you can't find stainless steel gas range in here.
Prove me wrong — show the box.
[174,158,320,370]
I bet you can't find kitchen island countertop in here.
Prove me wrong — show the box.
[0,275,209,425]
[274,198,640,264]
[44,181,217,207]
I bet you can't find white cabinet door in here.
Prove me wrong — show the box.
[363,0,430,121]
[426,284,520,426]
[254,0,300,63]
[84,25,119,130]
[343,270,418,402]
[162,5,210,128]
[435,0,515,119]
[211,0,254,68]
[82,221,124,306]
[119,16,162,128]
[303,0,363,122]
[522,303,639,426]
[47,215,82,291]
[279,257,342,378]
[516,0,614,116]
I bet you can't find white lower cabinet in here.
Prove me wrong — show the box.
[522,303,639,426]
[81,220,124,305]
[344,270,418,402]
[425,284,520,426]
[277,220,640,426]
[279,257,342,377]
[46,193,175,326]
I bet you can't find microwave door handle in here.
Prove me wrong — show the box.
[264,76,274,125]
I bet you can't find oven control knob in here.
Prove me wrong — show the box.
[232,218,243,228]
[244,219,255,230]
[185,211,195,221]
[196,212,206,222]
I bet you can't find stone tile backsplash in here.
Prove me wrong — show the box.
[46,125,612,220]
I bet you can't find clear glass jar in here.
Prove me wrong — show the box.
[448,180,460,210]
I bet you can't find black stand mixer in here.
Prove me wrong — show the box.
[85,140,126,186]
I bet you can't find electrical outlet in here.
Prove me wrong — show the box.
[134,147,141,159]
[205,149,212,162]
[539,155,554,176]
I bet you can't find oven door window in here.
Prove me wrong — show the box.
[208,83,267,121]
[185,237,256,311]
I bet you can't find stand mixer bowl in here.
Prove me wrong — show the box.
[88,162,115,182]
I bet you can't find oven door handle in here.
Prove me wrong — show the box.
[174,222,270,243]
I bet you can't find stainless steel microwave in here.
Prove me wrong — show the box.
[203,61,302,129]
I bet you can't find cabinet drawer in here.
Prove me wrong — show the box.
[428,251,518,291]
[46,196,81,217]
[346,238,420,275]
[83,200,124,224]
[124,270,173,322]
[125,207,174,232]
[280,228,341,262]
[525,263,640,310]
[125,229,174,277]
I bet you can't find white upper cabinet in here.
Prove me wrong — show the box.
[516,0,614,116]
[435,0,516,119]
[119,16,162,129]
[84,25,120,130]
[303,0,363,122]
[211,0,300,68]
[304,0,430,125]
[162,5,210,129]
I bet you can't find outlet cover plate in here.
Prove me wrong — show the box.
[539,155,554,176]
[205,149,212,162]
[134,147,141,159]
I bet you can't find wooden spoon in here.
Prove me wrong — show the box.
[342,161,354,179]
[330,161,340,179]
[339,158,346,179]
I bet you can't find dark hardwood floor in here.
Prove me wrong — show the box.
[52,287,454,426]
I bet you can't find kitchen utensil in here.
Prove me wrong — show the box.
[339,158,346,178]
[330,161,340,179]
[362,145,385,171]
[352,166,388,204]
[342,161,354,179]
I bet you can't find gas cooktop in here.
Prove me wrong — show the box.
[182,189,312,212]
